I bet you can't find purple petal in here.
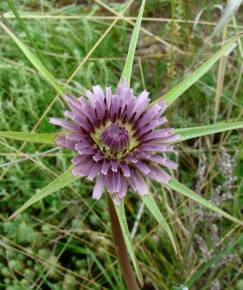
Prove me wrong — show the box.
[112,172,120,192]
[72,159,94,177]
[111,160,119,172]
[136,102,167,129]
[71,155,87,165]
[120,162,131,177]
[115,83,124,95]
[141,128,175,142]
[125,96,136,120]
[75,138,93,147]
[92,175,105,200]
[55,136,76,150]
[105,172,113,193]
[64,95,83,113]
[126,155,138,163]
[146,165,171,183]
[134,161,150,175]
[86,90,97,108]
[66,133,83,142]
[119,174,127,198]
[110,95,121,120]
[82,103,97,124]
[101,160,110,175]
[93,85,105,99]
[95,100,105,121]
[133,151,151,160]
[119,88,131,114]
[64,111,92,132]
[93,152,104,162]
[87,162,102,181]
[128,170,149,196]
[50,118,80,132]
[151,135,181,144]
[135,117,167,137]
[139,144,174,152]
[105,87,112,112]
[148,155,178,169]
[132,91,150,121]
[75,146,96,155]
[75,141,93,150]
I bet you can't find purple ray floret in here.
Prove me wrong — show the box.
[50,82,179,205]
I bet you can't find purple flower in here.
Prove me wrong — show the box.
[50,82,179,205]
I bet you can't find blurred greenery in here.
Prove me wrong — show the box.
[0,0,242,289]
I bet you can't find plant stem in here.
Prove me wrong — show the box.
[108,196,140,290]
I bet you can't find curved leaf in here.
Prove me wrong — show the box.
[151,34,242,107]
[0,131,56,145]
[6,0,44,63]
[175,120,243,142]
[115,202,144,286]
[167,178,243,226]
[121,0,146,85]
[142,194,177,254]
[0,20,65,95]
[9,167,79,220]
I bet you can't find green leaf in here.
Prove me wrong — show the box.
[167,178,243,226]
[151,34,242,107]
[6,0,44,64]
[142,194,177,254]
[175,120,243,142]
[121,0,146,86]
[9,167,79,220]
[0,20,65,95]
[0,131,56,145]
[115,202,143,286]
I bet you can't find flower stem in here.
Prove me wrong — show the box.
[108,196,140,290]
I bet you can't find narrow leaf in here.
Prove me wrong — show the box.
[151,34,242,107]
[0,131,56,145]
[0,20,65,95]
[115,202,143,286]
[6,0,44,63]
[9,167,79,220]
[167,178,243,226]
[174,120,243,142]
[142,194,177,254]
[121,0,146,86]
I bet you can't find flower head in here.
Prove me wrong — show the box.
[50,82,179,205]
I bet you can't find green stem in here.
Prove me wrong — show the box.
[108,196,140,290]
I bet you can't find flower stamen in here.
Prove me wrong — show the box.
[102,124,129,154]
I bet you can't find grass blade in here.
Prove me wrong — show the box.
[151,34,242,107]
[0,20,65,95]
[0,131,56,145]
[174,120,243,142]
[115,202,143,286]
[6,0,45,63]
[9,167,79,220]
[142,194,177,254]
[121,0,146,85]
[167,178,243,226]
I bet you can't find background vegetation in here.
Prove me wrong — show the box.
[0,0,242,289]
